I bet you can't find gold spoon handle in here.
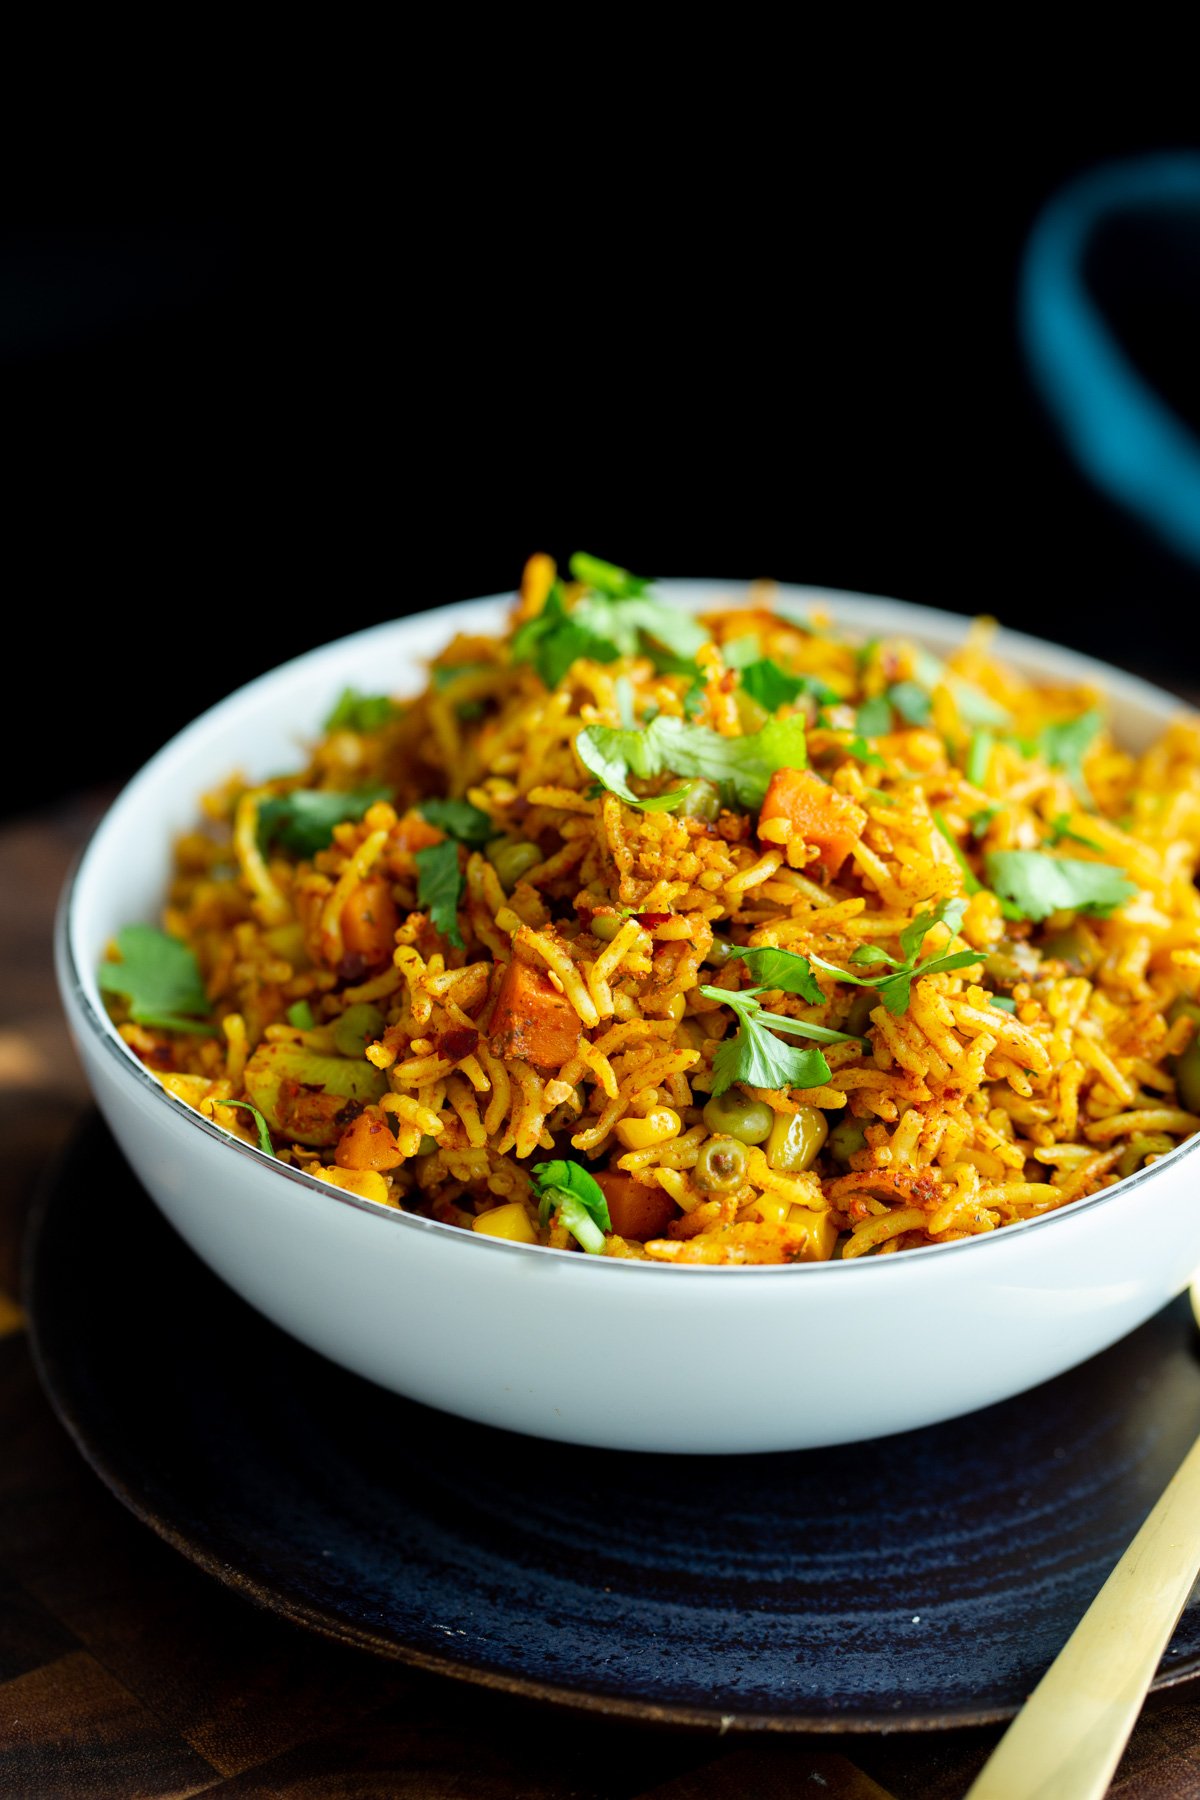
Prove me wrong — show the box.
[966,1430,1200,1800]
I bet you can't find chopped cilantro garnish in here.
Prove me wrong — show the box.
[576,714,809,813]
[843,735,886,768]
[323,688,400,732]
[511,582,621,688]
[741,661,839,713]
[855,695,892,737]
[699,986,849,1096]
[286,1000,315,1030]
[809,898,979,1016]
[98,925,214,1034]
[983,850,1136,922]
[572,590,707,662]
[1036,710,1104,804]
[415,838,465,948]
[888,681,933,727]
[531,1158,611,1253]
[989,995,1017,1013]
[912,648,1012,727]
[722,634,762,669]
[728,945,827,1004]
[615,675,635,728]
[1046,813,1104,852]
[969,805,1001,838]
[257,785,392,858]
[419,797,496,846]
[217,1099,275,1155]
[682,681,706,720]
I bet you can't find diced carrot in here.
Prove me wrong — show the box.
[335,1105,406,1171]
[595,1170,676,1241]
[758,766,865,878]
[341,876,399,967]
[486,959,580,1070]
[391,811,445,854]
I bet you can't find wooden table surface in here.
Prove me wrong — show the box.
[3,791,1199,1800]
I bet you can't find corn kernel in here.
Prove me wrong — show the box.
[663,992,687,1023]
[472,1202,538,1243]
[787,1204,838,1261]
[614,1108,682,1151]
[317,1166,396,1207]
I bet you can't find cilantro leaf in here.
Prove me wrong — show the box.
[888,681,933,727]
[531,1157,611,1253]
[702,989,835,1096]
[969,805,1001,837]
[573,591,707,661]
[257,785,392,858]
[511,583,621,688]
[899,897,968,963]
[722,635,762,669]
[1037,710,1104,802]
[912,649,1012,727]
[874,950,983,1016]
[729,946,826,1004]
[842,735,886,768]
[99,925,214,1033]
[808,898,977,1017]
[576,714,808,813]
[217,1099,275,1155]
[1046,813,1104,852]
[989,995,1017,1013]
[856,695,892,737]
[323,688,400,732]
[741,661,839,713]
[415,839,465,947]
[418,797,495,846]
[984,850,1136,922]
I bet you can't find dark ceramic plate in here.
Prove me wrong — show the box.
[23,1115,1200,1734]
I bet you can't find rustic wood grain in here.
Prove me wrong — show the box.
[2,791,1198,1798]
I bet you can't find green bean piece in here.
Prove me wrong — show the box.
[332,1003,387,1058]
[766,1106,829,1172]
[702,1090,775,1144]
[827,1117,867,1165]
[676,777,722,822]
[488,839,542,892]
[694,1136,749,1192]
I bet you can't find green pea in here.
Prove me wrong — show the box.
[676,778,721,822]
[766,1106,828,1172]
[417,1134,439,1156]
[488,839,542,892]
[702,1090,774,1144]
[827,1118,867,1165]
[694,1136,749,1192]
[703,937,739,968]
[591,912,625,942]
[1039,923,1099,976]
[332,1003,386,1058]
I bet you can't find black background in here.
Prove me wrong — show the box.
[5,109,1199,820]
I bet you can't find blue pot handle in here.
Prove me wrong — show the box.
[1019,153,1200,566]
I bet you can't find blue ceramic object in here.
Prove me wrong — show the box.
[24,1116,1200,1731]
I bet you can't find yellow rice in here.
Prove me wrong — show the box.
[102,555,1200,1264]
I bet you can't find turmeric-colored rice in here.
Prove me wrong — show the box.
[100,554,1200,1264]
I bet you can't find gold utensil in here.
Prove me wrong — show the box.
[966,1275,1200,1800]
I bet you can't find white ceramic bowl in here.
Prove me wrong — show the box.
[56,582,1200,1454]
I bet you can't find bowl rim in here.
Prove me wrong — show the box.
[58,578,1200,1277]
